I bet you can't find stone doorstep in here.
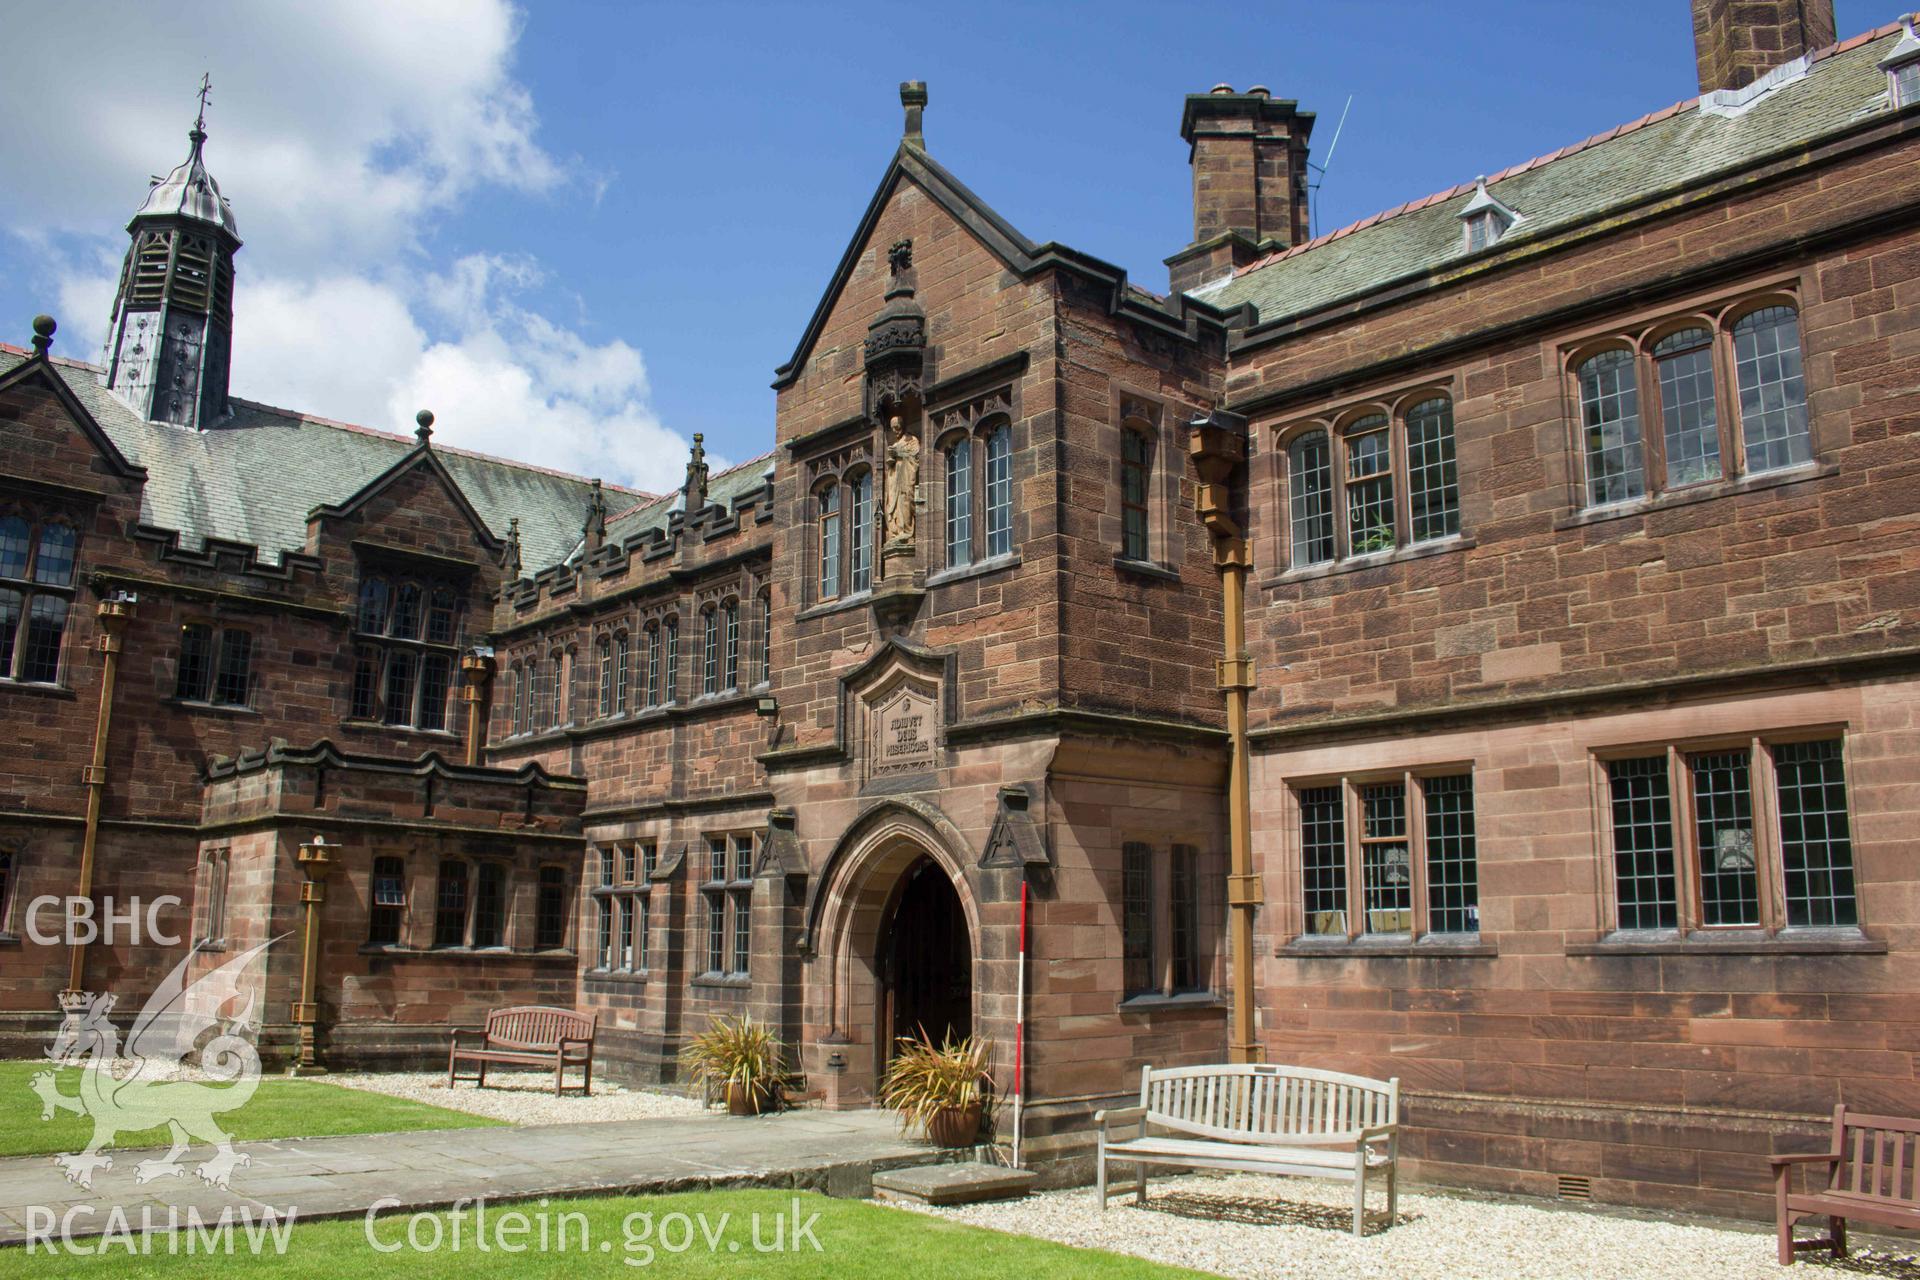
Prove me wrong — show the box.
[871,1161,1038,1207]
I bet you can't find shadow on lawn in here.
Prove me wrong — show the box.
[1135,1190,1417,1236]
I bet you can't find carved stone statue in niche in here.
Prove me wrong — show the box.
[882,415,920,548]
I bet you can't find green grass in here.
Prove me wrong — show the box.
[0,1062,499,1159]
[0,1188,1209,1278]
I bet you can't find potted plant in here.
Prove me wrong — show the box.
[879,1031,993,1148]
[680,1015,785,1116]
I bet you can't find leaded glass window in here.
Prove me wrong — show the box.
[1422,774,1479,934]
[1775,739,1856,927]
[1579,349,1645,506]
[1607,756,1677,930]
[1120,430,1150,561]
[946,438,974,568]
[1689,751,1758,926]
[1654,328,1721,487]
[1300,786,1348,936]
[1288,431,1335,568]
[1733,306,1811,474]
[1345,416,1395,554]
[848,470,872,594]
[1405,398,1460,542]
[985,424,1013,558]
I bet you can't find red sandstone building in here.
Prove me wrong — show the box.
[2,0,1916,1219]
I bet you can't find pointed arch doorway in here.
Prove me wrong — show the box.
[878,855,972,1064]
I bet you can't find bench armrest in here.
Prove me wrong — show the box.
[558,1035,595,1051]
[1358,1123,1399,1144]
[1094,1106,1147,1139]
[1768,1152,1839,1167]
[449,1027,487,1045]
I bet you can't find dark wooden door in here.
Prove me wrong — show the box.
[885,858,972,1051]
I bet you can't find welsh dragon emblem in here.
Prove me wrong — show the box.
[32,937,281,1189]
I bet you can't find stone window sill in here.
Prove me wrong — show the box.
[691,973,751,990]
[1114,555,1181,584]
[1119,991,1226,1012]
[1261,534,1474,590]
[1554,462,1834,531]
[166,698,259,717]
[927,551,1022,589]
[0,680,76,701]
[359,944,575,960]
[587,968,652,983]
[1566,928,1883,957]
[795,591,873,623]
[340,719,462,742]
[1280,936,1497,959]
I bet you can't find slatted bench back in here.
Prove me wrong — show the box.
[485,1006,593,1052]
[1139,1064,1398,1145]
[1827,1107,1920,1205]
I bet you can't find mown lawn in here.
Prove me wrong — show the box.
[0,1188,1208,1278]
[0,1062,498,1159]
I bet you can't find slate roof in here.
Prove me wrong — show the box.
[0,348,650,574]
[1196,23,1912,327]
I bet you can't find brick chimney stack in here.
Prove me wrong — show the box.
[1691,0,1836,93]
[1167,85,1314,296]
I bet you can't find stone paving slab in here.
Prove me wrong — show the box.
[0,1109,940,1243]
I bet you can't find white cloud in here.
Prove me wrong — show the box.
[0,1,690,496]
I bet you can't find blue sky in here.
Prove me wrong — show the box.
[0,1,1895,492]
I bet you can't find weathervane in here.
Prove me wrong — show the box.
[194,73,212,131]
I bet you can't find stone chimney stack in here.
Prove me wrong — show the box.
[1691,0,1836,93]
[1167,85,1314,296]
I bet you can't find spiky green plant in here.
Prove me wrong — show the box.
[679,1015,786,1112]
[878,1031,993,1135]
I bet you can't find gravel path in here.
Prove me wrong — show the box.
[917,1174,1920,1280]
[324,1070,705,1126]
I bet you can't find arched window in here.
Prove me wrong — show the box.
[1344,414,1395,554]
[555,649,572,727]
[723,600,740,691]
[1404,398,1460,542]
[0,516,77,685]
[664,618,679,704]
[1578,348,1645,506]
[702,608,719,696]
[818,482,841,600]
[508,663,524,734]
[1288,431,1335,568]
[848,470,872,594]
[945,437,973,568]
[614,632,630,713]
[426,587,459,645]
[1732,305,1810,474]
[754,588,771,687]
[1120,429,1151,562]
[984,423,1013,558]
[1653,327,1721,487]
[645,624,661,707]
[596,636,614,717]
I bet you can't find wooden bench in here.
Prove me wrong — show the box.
[447,1006,596,1097]
[1094,1063,1400,1237]
[1772,1105,1920,1264]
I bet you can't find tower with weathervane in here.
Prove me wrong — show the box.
[100,78,241,429]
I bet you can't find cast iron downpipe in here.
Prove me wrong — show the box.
[1189,416,1262,1064]
[66,592,136,996]
[460,650,495,765]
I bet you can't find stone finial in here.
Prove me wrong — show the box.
[502,517,522,577]
[414,409,434,445]
[585,477,608,550]
[684,433,710,511]
[900,81,927,144]
[30,315,55,359]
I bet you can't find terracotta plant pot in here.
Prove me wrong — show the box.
[926,1102,982,1148]
[725,1082,771,1116]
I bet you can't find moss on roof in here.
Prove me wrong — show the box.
[1197,27,1908,327]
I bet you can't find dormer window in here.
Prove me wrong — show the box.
[1881,19,1920,109]
[1457,177,1522,254]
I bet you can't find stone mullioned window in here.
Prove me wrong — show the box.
[1599,734,1858,935]
[0,511,77,686]
[349,571,464,731]
[173,622,253,708]
[1278,391,1461,570]
[1567,294,1812,509]
[1121,840,1222,1000]
[1289,770,1480,943]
